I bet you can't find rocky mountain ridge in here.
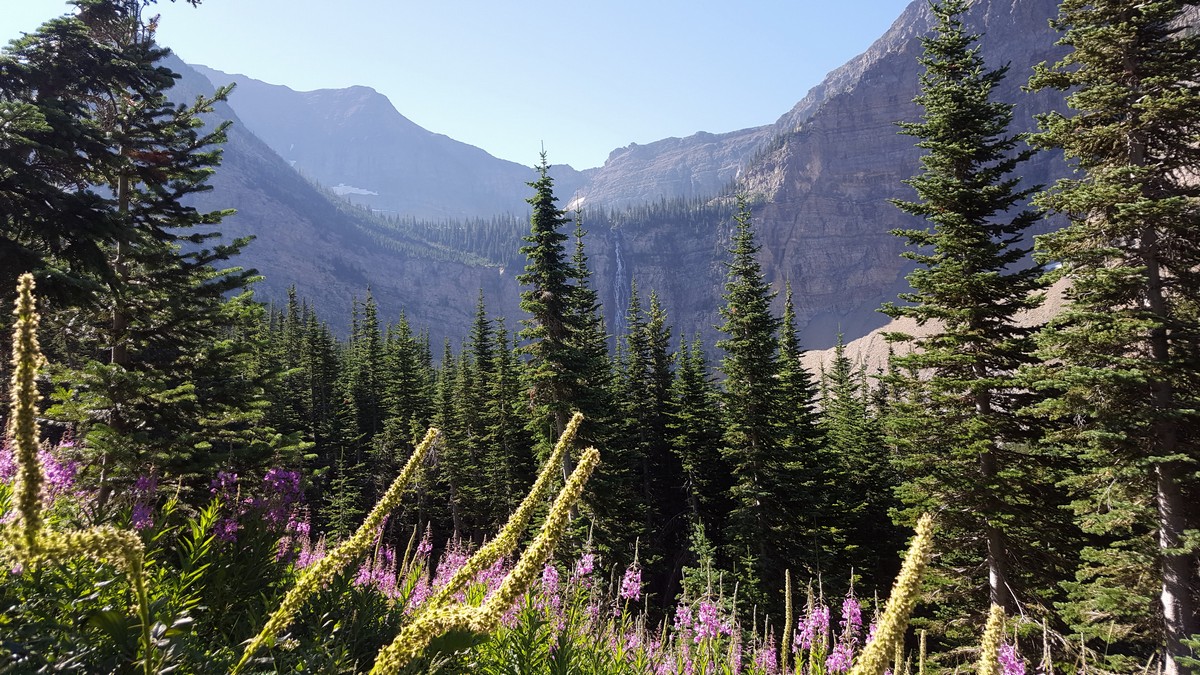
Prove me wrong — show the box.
[183,0,1074,351]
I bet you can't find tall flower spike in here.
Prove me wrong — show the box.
[7,274,44,555]
[233,428,443,675]
[425,411,583,610]
[847,514,935,675]
[370,446,600,675]
[976,604,1006,675]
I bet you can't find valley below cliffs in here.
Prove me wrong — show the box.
[188,0,1071,352]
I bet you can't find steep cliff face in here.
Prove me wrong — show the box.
[609,0,1070,349]
[193,65,589,220]
[176,0,1073,351]
[564,127,774,211]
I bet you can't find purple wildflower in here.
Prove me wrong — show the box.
[999,643,1026,675]
[826,642,853,674]
[131,502,154,530]
[210,470,238,496]
[130,473,158,530]
[753,633,779,674]
[573,551,595,579]
[694,600,724,642]
[797,603,831,651]
[619,564,642,602]
[416,525,433,558]
[0,446,15,482]
[841,594,863,641]
[674,603,694,635]
[215,517,240,543]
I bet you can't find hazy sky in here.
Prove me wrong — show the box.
[3,0,913,170]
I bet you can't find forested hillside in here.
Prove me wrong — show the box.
[1,1,1197,674]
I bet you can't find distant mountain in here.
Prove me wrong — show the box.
[580,0,1071,349]
[170,0,1083,351]
[191,65,590,220]
[166,55,522,341]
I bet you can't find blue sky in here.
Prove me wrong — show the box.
[3,0,913,170]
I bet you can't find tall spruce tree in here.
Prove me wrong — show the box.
[883,0,1048,622]
[818,336,902,594]
[668,336,730,553]
[716,196,799,610]
[517,152,576,461]
[1028,1,1200,670]
[20,2,278,487]
[774,285,826,578]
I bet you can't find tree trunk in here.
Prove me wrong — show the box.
[1143,223,1195,675]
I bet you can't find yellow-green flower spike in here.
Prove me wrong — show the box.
[976,604,1005,675]
[233,427,442,674]
[848,514,935,675]
[7,274,45,555]
[425,411,583,611]
[369,604,483,675]
[370,446,600,675]
[782,569,794,673]
[478,446,598,620]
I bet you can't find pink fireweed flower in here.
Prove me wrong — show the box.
[826,642,853,673]
[866,621,878,646]
[674,602,694,635]
[130,502,154,530]
[841,595,862,641]
[753,633,779,674]
[415,524,433,559]
[619,564,642,602]
[694,600,726,642]
[355,545,399,598]
[796,603,831,651]
[999,643,1026,675]
[215,517,240,543]
[573,551,596,579]
[130,474,158,530]
[210,470,238,496]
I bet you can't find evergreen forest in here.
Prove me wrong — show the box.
[0,0,1197,673]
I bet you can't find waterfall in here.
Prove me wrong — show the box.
[612,229,629,338]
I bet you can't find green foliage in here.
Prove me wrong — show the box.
[1027,0,1200,669]
[715,197,805,612]
[882,0,1069,641]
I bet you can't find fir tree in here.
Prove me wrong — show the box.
[883,0,1050,622]
[668,336,730,561]
[517,151,575,453]
[715,196,795,609]
[774,285,827,578]
[818,336,901,594]
[1028,1,1200,669]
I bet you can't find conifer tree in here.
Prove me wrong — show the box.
[1028,1,1200,669]
[483,318,535,522]
[668,336,731,561]
[22,2,279,486]
[518,152,576,453]
[818,336,902,592]
[716,196,796,608]
[774,285,827,577]
[883,0,1048,619]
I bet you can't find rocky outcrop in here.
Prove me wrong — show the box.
[564,127,775,211]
